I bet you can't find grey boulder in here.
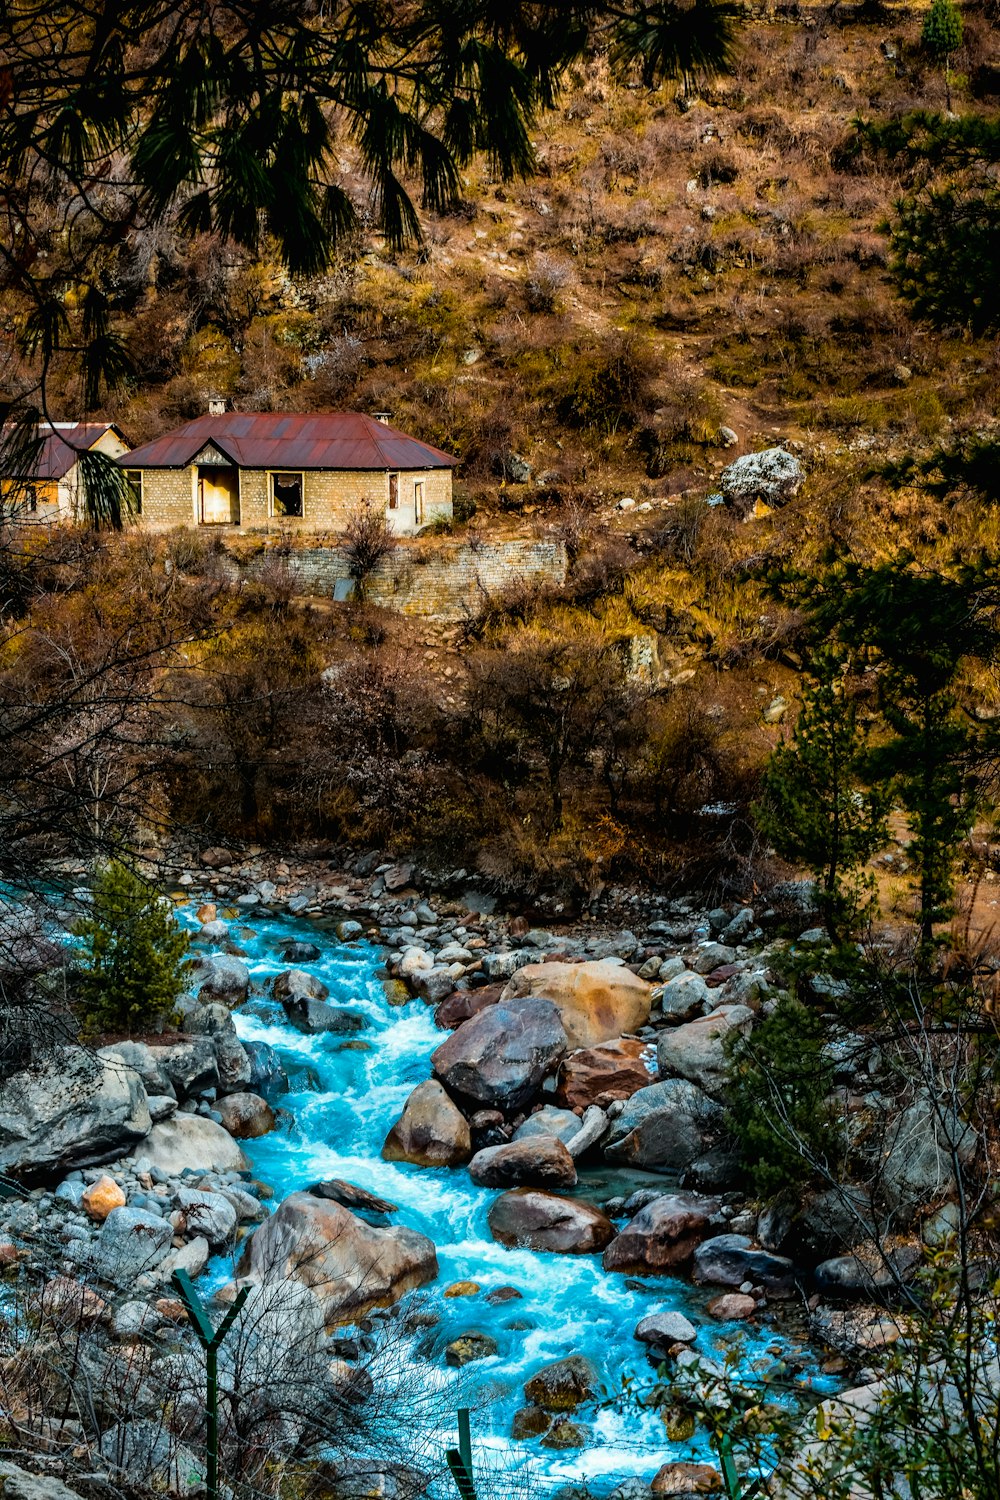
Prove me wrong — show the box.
[603,1080,722,1171]
[0,1048,150,1179]
[431,996,568,1110]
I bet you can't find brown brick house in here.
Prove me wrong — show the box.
[121,412,457,534]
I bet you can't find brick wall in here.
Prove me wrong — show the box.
[138,466,452,534]
[225,537,568,619]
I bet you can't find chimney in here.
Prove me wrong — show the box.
[207,396,226,416]
[372,410,391,426]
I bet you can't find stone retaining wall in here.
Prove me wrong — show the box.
[234,538,568,619]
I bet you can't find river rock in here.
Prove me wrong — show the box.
[0,1463,88,1500]
[236,1190,438,1326]
[216,1091,276,1138]
[487,1189,614,1253]
[656,1007,755,1098]
[470,1136,577,1189]
[382,1080,472,1166]
[720,447,803,518]
[603,1193,720,1274]
[147,1037,219,1098]
[309,1180,399,1216]
[100,1040,173,1096]
[879,1092,975,1218]
[243,1040,286,1096]
[181,1000,252,1090]
[603,1080,722,1171]
[280,941,322,963]
[525,1355,598,1410]
[501,961,651,1048]
[89,1206,173,1281]
[173,1187,238,1244]
[556,1039,653,1110]
[693,1234,797,1295]
[0,1048,150,1179]
[651,1463,723,1495]
[435,985,503,1029]
[431,997,567,1110]
[192,953,250,1005]
[131,1115,250,1174]
[514,1106,581,1145]
[314,1460,429,1500]
[542,1419,590,1449]
[634,1311,698,1352]
[82,1175,126,1222]
[657,972,711,1023]
[285,997,368,1035]
[707,1293,756,1320]
[445,1332,498,1366]
[274,968,329,1003]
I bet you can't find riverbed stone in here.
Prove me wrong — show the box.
[445,1332,498,1366]
[603,1080,722,1171]
[488,1189,614,1254]
[657,972,711,1023]
[236,1190,438,1326]
[216,1091,276,1139]
[469,1136,577,1189]
[603,1193,720,1274]
[382,1080,472,1166]
[0,1047,151,1178]
[147,1037,219,1098]
[542,1419,590,1449]
[129,1115,250,1175]
[431,997,567,1110]
[525,1355,598,1411]
[81,1175,126,1222]
[501,961,652,1048]
[650,1463,723,1495]
[285,997,368,1035]
[656,1007,755,1098]
[634,1311,698,1352]
[274,968,330,1003]
[693,1234,797,1295]
[512,1406,552,1439]
[173,1187,238,1244]
[514,1106,580,1145]
[192,953,250,1005]
[89,1206,173,1281]
[435,985,503,1029]
[555,1039,654,1111]
[707,1293,756,1320]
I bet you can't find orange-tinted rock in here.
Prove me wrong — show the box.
[382,1080,472,1167]
[651,1463,723,1495]
[556,1039,653,1111]
[488,1189,615,1254]
[707,1292,757,1320]
[82,1175,127,1222]
[501,961,652,1048]
[216,1091,276,1139]
[196,903,217,924]
[603,1193,719,1275]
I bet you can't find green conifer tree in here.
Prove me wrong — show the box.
[74,862,190,1035]
[922,0,964,108]
[756,648,889,942]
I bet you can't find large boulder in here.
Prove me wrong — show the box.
[145,1038,219,1098]
[719,447,804,519]
[603,1193,720,1274]
[879,1093,976,1218]
[216,1091,276,1139]
[173,1187,238,1244]
[603,1080,722,1171]
[274,968,329,1003]
[555,1038,654,1110]
[525,1356,598,1411]
[693,1234,798,1295]
[88,1206,173,1282]
[501,961,651,1048]
[181,1001,252,1090]
[131,1115,250,1175]
[469,1136,577,1189]
[430,997,567,1110]
[487,1189,615,1254]
[236,1190,438,1326]
[656,1006,754,1099]
[382,1080,471,1167]
[0,1048,150,1179]
[514,1106,581,1145]
[191,953,250,1005]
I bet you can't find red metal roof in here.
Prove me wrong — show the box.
[3,424,124,481]
[122,413,458,471]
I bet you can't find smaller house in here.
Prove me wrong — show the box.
[121,411,457,534]
[1,422,131,521]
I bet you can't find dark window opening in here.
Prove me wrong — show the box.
[125,469,142,515]
[271,472,303,518]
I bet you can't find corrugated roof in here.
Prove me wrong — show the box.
[3,424,124,481]
[122,413,458,471]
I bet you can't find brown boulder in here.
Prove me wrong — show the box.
[487,1189,615,1254]
[216,1091,276,1139]
[707,1292,756,1320]
[435,985,503,1030]
[651,1464,723,1495]
[602,1193,720,1275]
[382,1080,471,1167]
[525,1355,598,1411]
[501,961,652,1048]
[469,1136,577,1189]
[556,1038,653,1110]
[236,1190,438,1327]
